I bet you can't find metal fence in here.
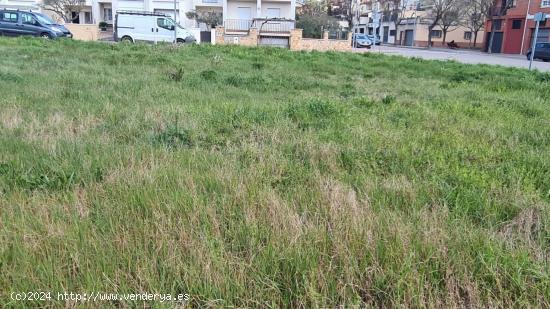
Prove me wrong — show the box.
[254,19,295,33]
[224,19,253,31]
[328,30,349,40]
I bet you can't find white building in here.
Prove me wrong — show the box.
[0,0,112,24]
[115,0,297,29]
[1,0,297,30]
[0,0,40,11]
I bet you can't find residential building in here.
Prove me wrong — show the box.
[0,0,112,24]
[1,0,297,30]
[113,0,298,30]
[485,0,550,54]
[352,0,418,44]
[351,0,483,47]
[0,0,40,11]
[397,12,483,48]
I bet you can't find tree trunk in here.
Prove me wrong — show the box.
[442,30,447,44]
[473,31,478,47]
[393,21,399,45]
[427,25,434,48]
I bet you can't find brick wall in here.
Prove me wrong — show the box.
[215,27,352,52]
[64,24,100,41]
[290,29,352,52]
[215,27,259,46]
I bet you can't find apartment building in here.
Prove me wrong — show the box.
[1,0,296,30]
[0,0,40,11]
[485,0,550,54]
[0,0,112,24]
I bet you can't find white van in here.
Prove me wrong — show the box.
[115,11,195,44]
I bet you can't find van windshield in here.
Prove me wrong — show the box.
[35,13,54,25]
[170,19,185,29]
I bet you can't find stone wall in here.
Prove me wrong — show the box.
[215,27,258,46]
[290,29,351,52]
[215,27,352,52]
[64,24,100,41]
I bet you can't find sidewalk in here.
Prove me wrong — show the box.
[357,45,550,72]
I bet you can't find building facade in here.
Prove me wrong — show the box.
[485,0,550,54]
[1,0,296,30]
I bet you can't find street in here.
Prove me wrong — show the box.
[355,45,550,72]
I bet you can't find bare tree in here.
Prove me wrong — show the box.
[461,0,492,47]
[380,0,409,45]
[423,0,457,47]
[439,5,462,44]
[41,0,85,23]
[485,0,515,53]
[186,10,222,29]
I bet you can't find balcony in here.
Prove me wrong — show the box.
[224,19,253,32]
[224,18,295,34]
[195,0,221,5]
[253,18,295,33]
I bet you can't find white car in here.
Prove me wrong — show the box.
[115,11,195,44]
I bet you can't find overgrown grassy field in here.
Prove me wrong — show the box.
[1,37,549,307]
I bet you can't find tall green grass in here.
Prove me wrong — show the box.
[0,37,549,307]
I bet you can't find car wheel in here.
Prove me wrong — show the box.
[176,38,185,44]
[120,36,133,43]
[40,33,52,39]
[544,59,550,62]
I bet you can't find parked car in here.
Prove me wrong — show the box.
[352,34,372,48]
[526,43,550,62]
[366,34,381,45]
[0,10,72,39]
[115,11,195,44]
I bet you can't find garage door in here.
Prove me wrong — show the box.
[531,28,549,43]
[259,36,289,48]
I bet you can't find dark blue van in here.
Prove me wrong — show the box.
[0,10,72,39]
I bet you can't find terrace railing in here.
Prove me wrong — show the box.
[253,18,295,33]
[224,19,253,31]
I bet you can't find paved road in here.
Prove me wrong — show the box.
[356,45,550,72]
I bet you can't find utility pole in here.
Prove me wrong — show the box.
[528,12,547,70]
[520,0,532,54]
[173,0,177,43]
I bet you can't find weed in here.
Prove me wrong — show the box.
[168,66,185,81]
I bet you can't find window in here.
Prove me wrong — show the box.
[103,8,112,21]
[389,29,396,36]
[21,13,38,25]
[237,7,251,20]
[265,8,280,18]
[431,30,442,38]
[542,0,550,7]
[493,19,502,30]
[1,12,18,23]
[464,31,471,40]
[512,19,522,29]
[84,12,92,24]
[157,18,174,30]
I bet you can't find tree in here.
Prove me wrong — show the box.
[438,5,462,44]
[379,0,409,45]
[461,0,492,47]
[186,10,222,29]
[423,0,457,47]
[297,0,341,38]
[485,0,515,53]
[41,0,85,23]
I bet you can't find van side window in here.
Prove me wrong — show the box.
[1,12,18,23]
[21,13,38,25]
[157,18,173,30]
